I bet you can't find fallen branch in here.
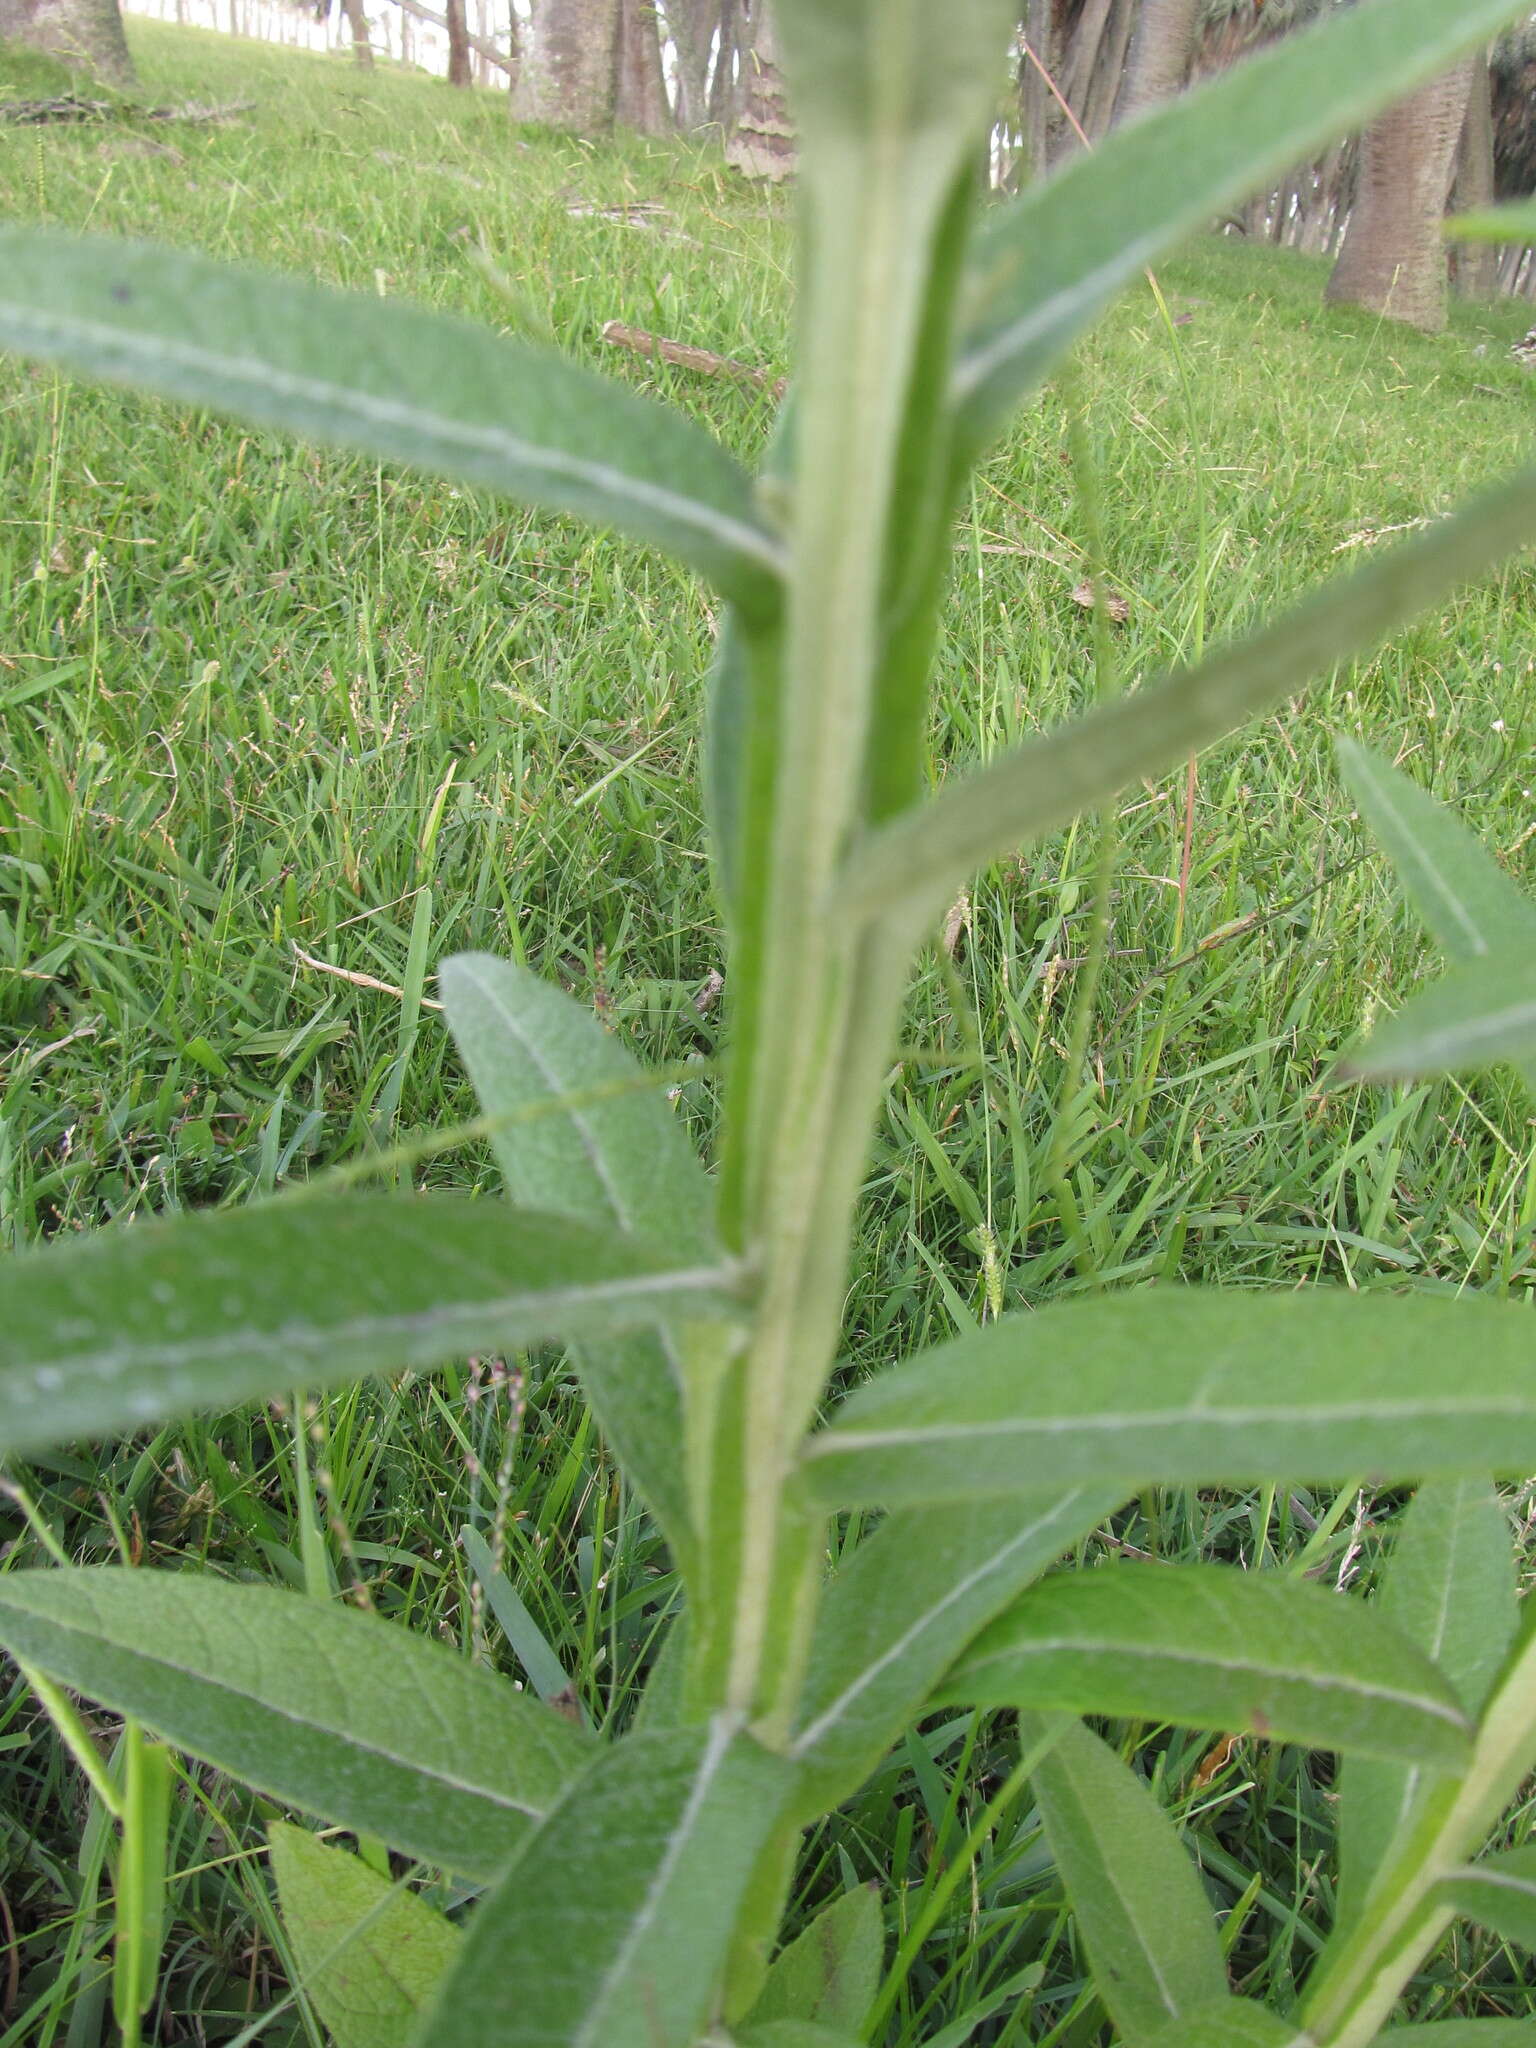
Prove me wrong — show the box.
[600,321,786,399]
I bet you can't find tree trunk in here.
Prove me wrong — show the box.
[0,0,134,79]
[340,0,373,68]
[1017,0,1052,185]
[724,0,793,181]
[1118,0,1200,121]
[517,0,620,134]
[667,0,718,131]
[1325,62,1476,333]
[614,0,668,130]
[1449,54,1498,298]
[445,0,473,85]
[708,0,738,128]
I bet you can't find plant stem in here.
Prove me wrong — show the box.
[1303,1615,1536,2044]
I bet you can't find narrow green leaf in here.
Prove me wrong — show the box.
[737,2027,864,2048]
[1441,1847,1536,1956]
[840,468,1536,935]
[415,1719,795,2048]
[803,1290,1536,1509]
[112,1732,173,2035]
[748,1885,883,2031]
[1384,2028,1536,2045]
[269,1824,461,2048]
[789,1489,1122,1807]
[0,1569,590,1879]
[0,231,784,617]
[1341,953,1536,1081]
[1445,200,1536,243]
[1140,2000,1310,2048]
[0,1192,740,1458]
[1334,740,1536,966]
[1340,1481,1518,1935]
[1027,1717,1227,2039]
[439,951,719,1561]
[437,954,714,1247]
[459,1523,584,1720]
[955,0,1533,447]
[938,1563,1471,1767]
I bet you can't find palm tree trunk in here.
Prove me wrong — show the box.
[724,0,793,181]
[1449,55,1498,298]
[614,0,669,130]
[1118,0,1200,121]
[516,0,620,134]
[1325,63,1475,333]
[668,0,718,131]
[339,0,373,67]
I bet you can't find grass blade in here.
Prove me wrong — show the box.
[840,467,1536,934]
[1026,1716,1227,2040]
[938,1563,1471,1767]
[0,231,785,616]
[269,1825,461,2048]
[0,1192,741,1456]
[802,1290,1536,1507]
[0,1569,591,1878]
[415,1719,794,2048]
[955,0,1533,449]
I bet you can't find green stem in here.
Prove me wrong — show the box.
[1303,1616,1536,2044]
[714,134,965,1729]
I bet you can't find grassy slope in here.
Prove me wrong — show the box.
[2,20,1536,2043]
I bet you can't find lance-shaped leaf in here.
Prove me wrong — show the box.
[789,1489,1122,1809]
[1026,1716,1227,2041]
[955,0,1534,448]
[1445,199,1536,243]
[438,951,723,1566]
[1441,1847,1536,1957]
[738,2027,865,2048]
[1334,740,1536,966]
[937,1563,1471,1768]
[1341,953,1536,1082]
[1383,2028,1536,2045]
[802,1290,1536,1510]
[0,231,784,618]
[269,1825,461,2048]
[1141,2001,1310,2048]
[0,1191,741,1457]
[0,1570,589,1878]
[1339,1481,1518,1934]
[747,1885,883,2033]
[840,467,1536,935]
[414,1719,795,2048]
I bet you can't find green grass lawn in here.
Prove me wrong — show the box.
[3,19,1536,2043]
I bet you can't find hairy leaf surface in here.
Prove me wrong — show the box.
[1027,1716,1227,2040]
[803,1291,1536,1507]
[269,1825,461,2048]
[415,1719,794,2048]
[0,231,784,615]
[0,1570,589,1877]
[0,1192,738,1455]
[940,1563,1470,1767]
